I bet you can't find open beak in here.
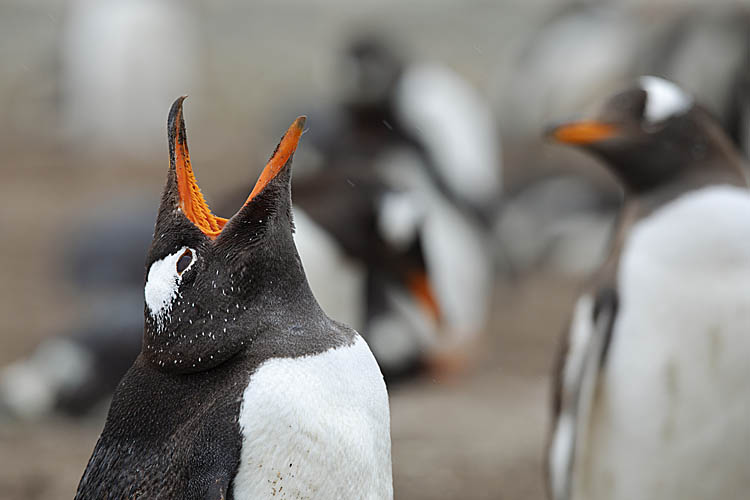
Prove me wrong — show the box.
[546,120,619,145]
[168,96,305,238]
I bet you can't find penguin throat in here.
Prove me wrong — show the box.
[143,308,248,374]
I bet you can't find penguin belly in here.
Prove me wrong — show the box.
[574,186,750,500]
[232,335,392,500]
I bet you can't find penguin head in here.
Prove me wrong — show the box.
[339,35,404,107]
[143,97,310,372]
[547,76,733,192]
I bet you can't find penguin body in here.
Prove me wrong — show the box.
[290,168,436,379]
[569,185,750,500]
[546,77,750,500]
[233,335,391,498]
[291,36,501,378]
[75,99,392,499]
[331,40,499,373]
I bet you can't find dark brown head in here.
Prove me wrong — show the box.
[143,97,313,372]
[548,76,746,193]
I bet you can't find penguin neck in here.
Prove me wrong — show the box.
[599,147,747,200]
[143,228,327,375]
[239,241,325,326]
[622,155,748,206]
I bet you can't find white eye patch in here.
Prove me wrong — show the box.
[639,76,693,124]
[145,246,196,331]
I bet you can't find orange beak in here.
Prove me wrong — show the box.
[170,96,305,238]
[171,96,227,238]
[244,116,306,204]
[547,120,619,145]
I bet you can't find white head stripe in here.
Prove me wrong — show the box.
[144,246,195,331]
[639,76,693,123]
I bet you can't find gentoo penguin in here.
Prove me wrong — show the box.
[290,170,441,380]
[331,34,502,222]
[75,98,392,499]
[545,76,750,500]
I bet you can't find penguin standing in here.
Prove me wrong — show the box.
[545,77,750,500]
[294,35,499,378]
[291,169,440,380]
[75,98,392,499]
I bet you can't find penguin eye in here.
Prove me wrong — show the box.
[176,248,193,274]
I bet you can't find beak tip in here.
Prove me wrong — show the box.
[293,115,307,131]
[170,95,188,112]
[543,124,561,142]
[168,95,190,134]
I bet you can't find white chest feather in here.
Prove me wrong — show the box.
[577,186,750,500]
[232,335,393,500]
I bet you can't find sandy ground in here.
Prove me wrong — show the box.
[0,154,582,499]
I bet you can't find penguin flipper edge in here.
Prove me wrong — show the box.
[205,476,231,500]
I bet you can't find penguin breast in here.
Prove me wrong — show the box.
[232,335,393,499]
[576,185,750,499]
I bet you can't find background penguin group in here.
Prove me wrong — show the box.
[292,35,500,378]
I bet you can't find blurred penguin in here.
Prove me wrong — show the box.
[546,77,750,500]
[296,34,501,379]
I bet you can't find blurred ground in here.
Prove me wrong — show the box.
[0,152,580,499]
